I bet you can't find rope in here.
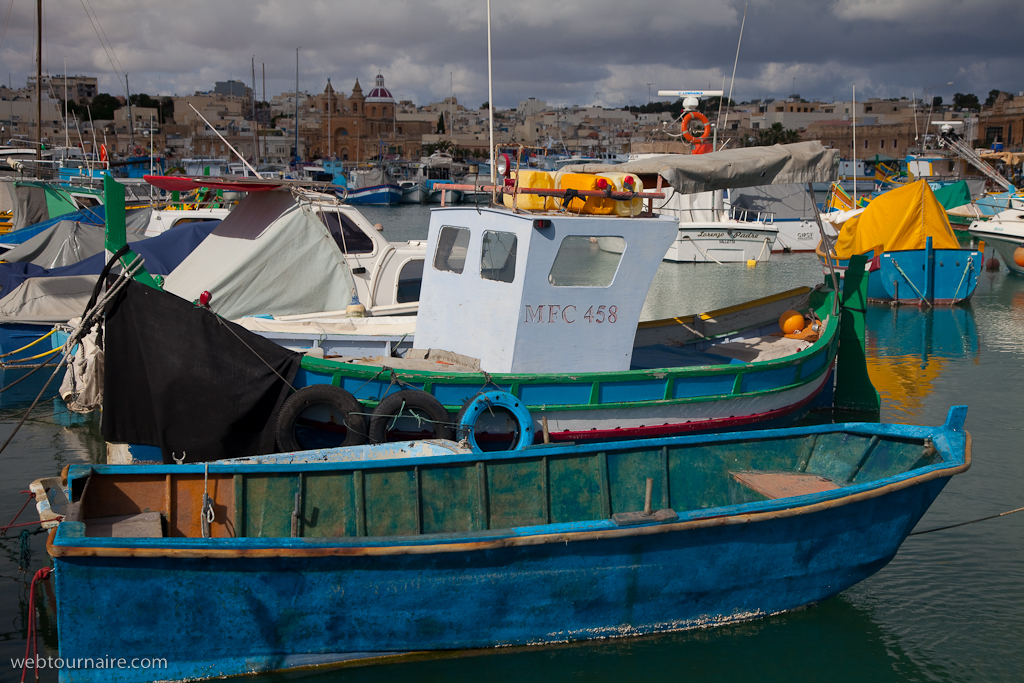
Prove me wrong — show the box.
[756,237,769,262]
[0,329,57,359]
[0,258,143,456]
[908,505,1024,537]
[20,567,51,683]
[1,491,34,535]
[951,256,974,303]
[890,257,931,307]
[211,314,296,392]
[683,235,724,265]
[1,346,65,366]
[0,349,63,396]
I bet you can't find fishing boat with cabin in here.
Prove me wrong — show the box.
[30,406,971,682]
[91,142,882,464]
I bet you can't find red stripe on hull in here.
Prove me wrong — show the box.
[548,379,826,443]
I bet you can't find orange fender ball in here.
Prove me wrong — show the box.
[1014,246,1024,268]
[779,309,806,334]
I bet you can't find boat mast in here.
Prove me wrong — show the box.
[852,84,857,202]
[35,0,41,160]
[262,63,266,163]
[294,48,299,169]
[251,56,258,172]
[486,0,495,185]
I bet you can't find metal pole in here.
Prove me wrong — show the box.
[35,0,42,160]
[852,84,856,204]
[808,182,841,315]
[487,0,495,186]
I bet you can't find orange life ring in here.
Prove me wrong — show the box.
[681,111,710,142]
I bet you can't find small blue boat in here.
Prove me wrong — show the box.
[817,180,981,304]
[344,167,402,205]
[34,407,971,682]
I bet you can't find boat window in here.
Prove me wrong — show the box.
[320,211,375,254]
[73,196,101,208]
[480,230,517,283]
[433,226,470,274]
[168,218,221,229]
[548,235,623,287]
[396,260,423,303]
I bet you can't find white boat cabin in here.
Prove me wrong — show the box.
[415,206,678,374]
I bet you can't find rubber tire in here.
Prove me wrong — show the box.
[368,390,454,444]
[275,385,368,452]
[455,390,534,453]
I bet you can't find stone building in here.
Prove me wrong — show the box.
[978,93,1024,149]
[313,75,435,162]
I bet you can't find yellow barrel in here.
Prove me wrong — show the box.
[598,172,644,216]
[557,173,615,215]
[503,170,555,211]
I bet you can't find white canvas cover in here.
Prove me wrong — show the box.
[163,191,355,320]
[658,189,724,222]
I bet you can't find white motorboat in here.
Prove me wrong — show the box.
[967,208,1024,274]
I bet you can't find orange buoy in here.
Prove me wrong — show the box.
[779,309,806,335]
[1014,246,1024,268]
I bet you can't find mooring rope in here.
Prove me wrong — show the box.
[890,257,931,307]
[908,505,1024,536]
[951,256,974,303]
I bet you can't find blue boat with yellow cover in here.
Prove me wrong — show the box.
[33,406,970,682]
[816,180,981,304]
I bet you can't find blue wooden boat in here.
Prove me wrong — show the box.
[816,180,981,304]
[34,407,970,682]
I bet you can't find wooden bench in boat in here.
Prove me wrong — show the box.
[84,512,164,538]
[731,471,840,499]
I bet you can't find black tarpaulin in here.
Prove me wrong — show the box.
[102,279,302,463]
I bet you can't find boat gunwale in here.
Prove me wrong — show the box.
[297,290,841,410]
[48,427,970,560]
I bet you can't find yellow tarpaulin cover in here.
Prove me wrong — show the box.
[833,180,959,259]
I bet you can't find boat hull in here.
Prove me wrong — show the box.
[817,247,981,304]
[49,475,950,683]
[665,224,777,263]
[343,184,402,205]
[968,228,1024,275]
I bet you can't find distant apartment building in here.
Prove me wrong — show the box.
[214,80,253,99]
[28,75,98,103]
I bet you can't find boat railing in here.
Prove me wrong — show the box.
[730,208,776,225]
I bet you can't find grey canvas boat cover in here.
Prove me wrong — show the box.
[163,190,355,320]
[1,210,150,268]
[577,141,839,194]
[0,274,97,323]
[730,184,818,219]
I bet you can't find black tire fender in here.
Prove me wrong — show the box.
[368,390,454,443]
[275,385,368,451]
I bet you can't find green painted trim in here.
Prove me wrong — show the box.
[102,176,160,290]
[301,290,840,412]
[834,254,881,412]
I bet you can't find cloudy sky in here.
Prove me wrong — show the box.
[0,0,1020,109]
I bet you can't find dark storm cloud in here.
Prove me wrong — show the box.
[0,0,1019,109]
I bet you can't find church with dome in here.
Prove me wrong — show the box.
[312,74,433,162]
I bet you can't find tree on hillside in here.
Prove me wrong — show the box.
[89,93,122,120]
[931,96,942,108]
[952,93,980,111]
[160,97,175,123]
[753,122,801,146]
[436,113,446,135]
[985,89,1011,107]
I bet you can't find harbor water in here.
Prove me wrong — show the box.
[1,204,1021,682]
